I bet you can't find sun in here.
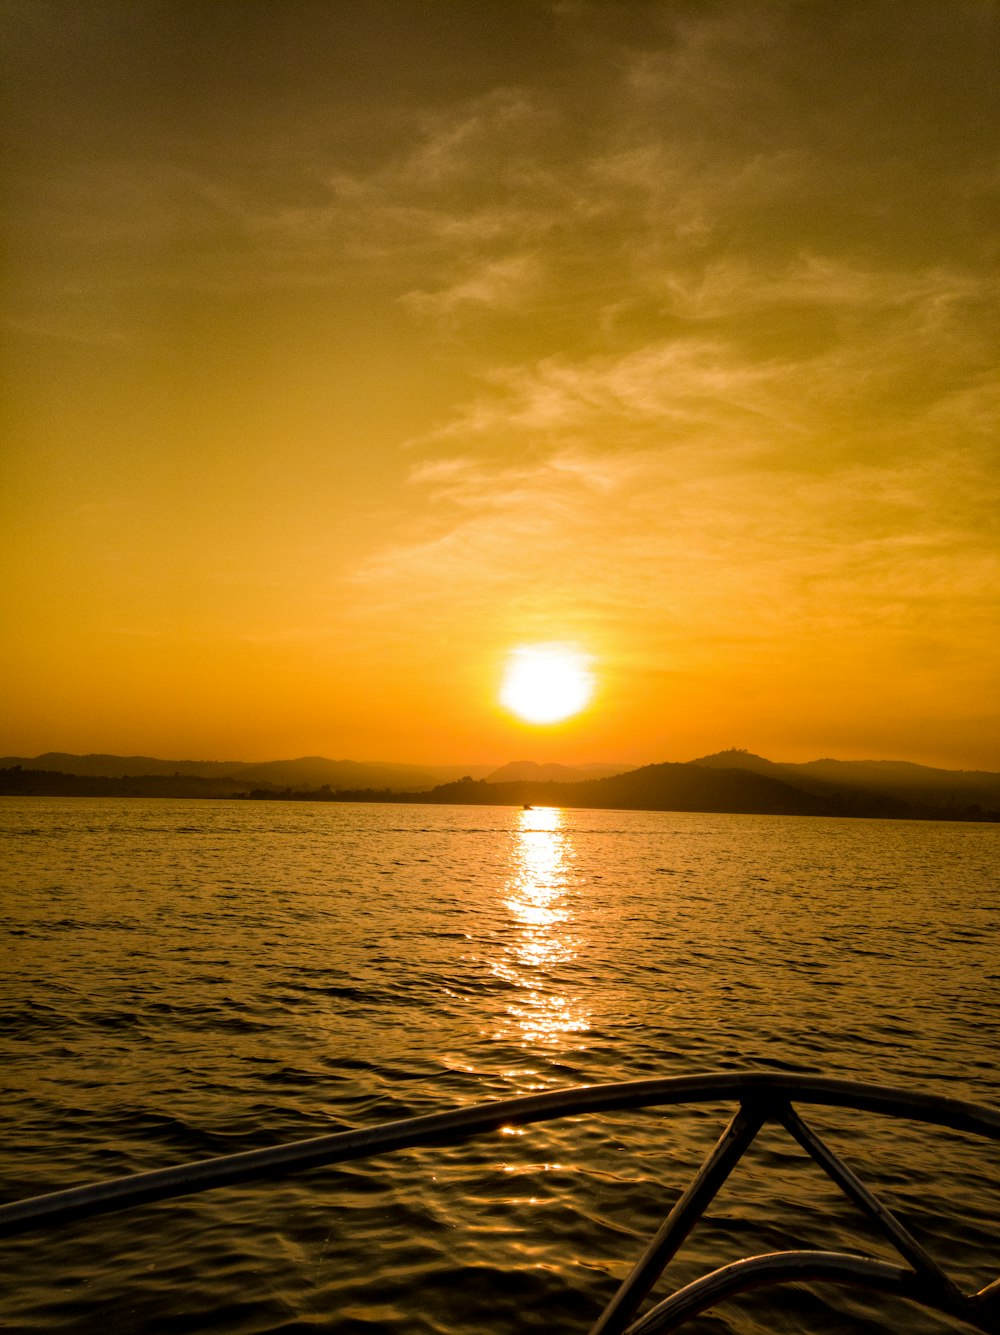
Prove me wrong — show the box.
[499,644,595,724]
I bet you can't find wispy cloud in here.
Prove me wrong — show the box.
[352,236,999,678]
[401,253,542,322]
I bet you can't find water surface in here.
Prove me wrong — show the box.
[1,797,998,1333]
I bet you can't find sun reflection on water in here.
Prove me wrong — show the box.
[489,807,590,1049]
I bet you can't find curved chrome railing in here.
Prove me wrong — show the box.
[2,1073,999,1333]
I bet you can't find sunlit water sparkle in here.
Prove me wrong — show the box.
[1,797,998,1334]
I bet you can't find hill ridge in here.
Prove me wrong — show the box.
[2,749,998,820]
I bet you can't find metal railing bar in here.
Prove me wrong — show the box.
[778,1102,964,1304]
[622,1251,964,1335]
[971,1276,1000,1324]
[587,1104,765,1335]
[2,1074,998,1240]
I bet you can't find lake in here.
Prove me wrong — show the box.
[1,796,998,1333]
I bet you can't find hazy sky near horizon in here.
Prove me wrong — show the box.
[2,1,998,768]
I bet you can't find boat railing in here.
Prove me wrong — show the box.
[2,1072,999,1333]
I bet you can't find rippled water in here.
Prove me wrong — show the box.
[1,796,998,1333]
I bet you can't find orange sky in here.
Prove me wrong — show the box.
[2,2,998,769]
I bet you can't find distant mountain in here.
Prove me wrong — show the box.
[422,762,838,817]
[0,752,609,792]
[412,764,495,784]
[0,752,245,779]
[0,767,254,799]
[796,758,1000,809]
[414,752,999,820]
[230,757,438,791]
[0,752,441,793]
[3,748,998,821]
[690,749,1000,815]
[484,760,631,783]
[690,749,783,778]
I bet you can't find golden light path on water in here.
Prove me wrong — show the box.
[489,806,590,1050]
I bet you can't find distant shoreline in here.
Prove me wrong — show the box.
[1,767,997,823]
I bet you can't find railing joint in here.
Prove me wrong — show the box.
[738,1092,791,1122]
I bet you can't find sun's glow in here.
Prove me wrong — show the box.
[499,644,594,724]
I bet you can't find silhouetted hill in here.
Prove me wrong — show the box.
[0,752,443,793]
[0,767,252,798]
[231,757,438,791]
[691,749,1000,814]
[4,749,998,821]
[422,762,839,817]
[690,749,785,778]
[421,765,495,784]
[484,760,631,783]
[0,752,244,779]
[797,758,1000,809]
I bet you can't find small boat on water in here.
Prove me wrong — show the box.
[2,1073,998,1333]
